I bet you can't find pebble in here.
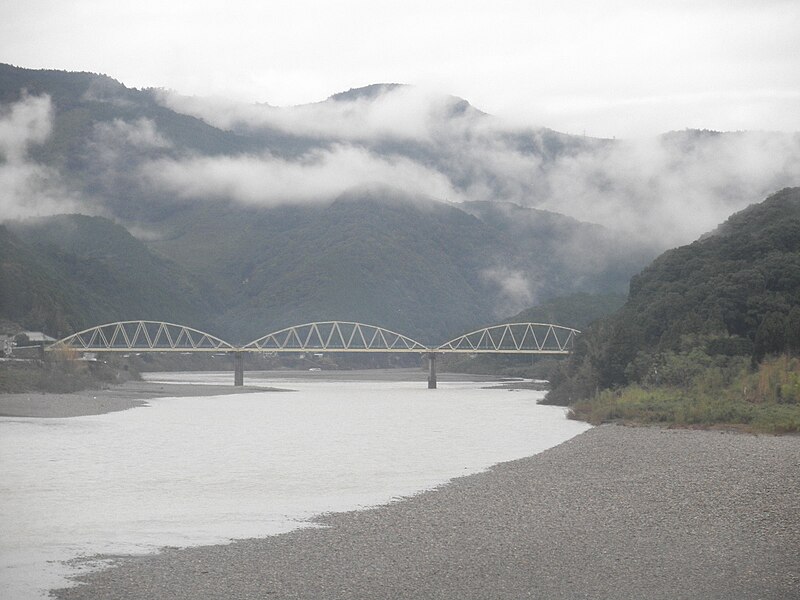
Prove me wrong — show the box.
[54,425,800,599]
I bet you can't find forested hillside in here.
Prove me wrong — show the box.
[505,292,627,331]
[1,216,216,337]
[2,194,640,343]
[547,188,800,431]
[0,64,660,342]
[2,64,798,346]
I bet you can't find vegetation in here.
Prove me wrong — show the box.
[0,351,139,393]
[568,354,800,433]
[0,195,649,346]
[548,188,800,432]
[505,292,626,330]
[1,216,217,337]
[441,292,626,377]
[0,63,656,346]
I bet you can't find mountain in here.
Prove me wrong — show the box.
[1,194,642,344]
[547,187,800,404]
[1,215,217,337]
[6,62,797,244]
[504,292,627,331]
[143,186,645,343]
[2,64,797,345]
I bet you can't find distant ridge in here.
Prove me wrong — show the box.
[328,83,406,101]
[1,64,797,342]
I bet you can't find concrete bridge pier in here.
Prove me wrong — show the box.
[427,353,437,389]
[233,351,244,386]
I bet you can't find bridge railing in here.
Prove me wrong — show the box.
[437,322,580,354]
[47,321,236,352]
[242,321,428,353]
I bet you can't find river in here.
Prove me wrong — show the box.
[0,372,590,598]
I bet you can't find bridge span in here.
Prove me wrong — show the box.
[47,320,580,388]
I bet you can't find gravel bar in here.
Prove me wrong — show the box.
[0,381,273,418]
[54,425,800,599]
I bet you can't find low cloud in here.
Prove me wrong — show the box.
[141,144,463,206]
[538,131,800,246]
[481,267,538,318]
[93,118,172,150]
[0,94,87,220]
[161,86,800,247]
[157,85,477,142]
[88,117,172,181]
[0,93,53,161]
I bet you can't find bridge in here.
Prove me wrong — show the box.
[47,320,580,388]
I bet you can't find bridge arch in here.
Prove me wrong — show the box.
[48,321,235,352]
[437,322,580,354]
[243,321,428,353]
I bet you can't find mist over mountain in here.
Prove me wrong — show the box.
[1,64,798,341]
[547,187,800,410]
[4,64,798,244]
[154,81,800,248]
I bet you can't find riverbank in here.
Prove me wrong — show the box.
[0,380,271,418]
[54,425,799,599]
[0,369,504,418]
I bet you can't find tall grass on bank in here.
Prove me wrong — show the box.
[568,355,800,433]
[0,351,138,393]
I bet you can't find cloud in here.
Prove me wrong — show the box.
[140,144,463,206]
[88,117,172,177]
[537,131,800,246]
[156,84,477,142]
[111,86,800,251]
[0,94,88,220]
[93,118,172,150]
[480,267,538,318]
[0,93,53,161]
[153,83,800,248]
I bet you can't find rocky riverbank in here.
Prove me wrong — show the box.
[53,425,800,599]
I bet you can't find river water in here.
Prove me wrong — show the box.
[0,372,590,598]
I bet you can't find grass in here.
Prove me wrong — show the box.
[0,355,138,394]
[568,355,800,434]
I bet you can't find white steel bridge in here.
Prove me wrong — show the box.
[47,320,580,388]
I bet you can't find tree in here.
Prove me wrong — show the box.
[786,307,800,355]
[754,312,788,361]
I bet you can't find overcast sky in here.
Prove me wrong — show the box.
[1,0,798,138]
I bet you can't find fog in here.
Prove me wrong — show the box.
[154,86,800,247]
[480,266,539,318]
[538,131,800,246]
[141,145,463,206]
[2,87,799,251]
[156,85,462,142]
[5,0,797,138]
[0,94,88,219]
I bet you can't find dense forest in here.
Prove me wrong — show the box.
[0,216,216,338]
[547,188,800,432]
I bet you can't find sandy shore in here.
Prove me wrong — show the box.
[52,425,800,599]
[0,380,272,418]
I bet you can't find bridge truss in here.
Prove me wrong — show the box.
[243,321,427,353]
[437,323,579,354]
[46,320,579,388]
[48,321,235,353]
